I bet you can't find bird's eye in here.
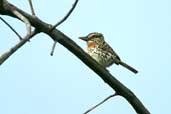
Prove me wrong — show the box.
[93,34,98,37]
[88,33,97,38]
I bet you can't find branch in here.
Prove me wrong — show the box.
[50,0,79,56]
[51,0,79,30]
[84,93,117,114]
[28,0,35,15]
[0,16,22,40]
[0,1,150,114]
[50,41,57,56]
[12,10,31,35]
[0,29,38,65]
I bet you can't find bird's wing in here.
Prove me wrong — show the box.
[99,41,121,60]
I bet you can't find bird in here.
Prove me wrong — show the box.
[79,32,138,74]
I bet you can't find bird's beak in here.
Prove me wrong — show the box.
[79,36,88,41]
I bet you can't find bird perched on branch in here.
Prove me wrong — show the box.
[79,32,138,74]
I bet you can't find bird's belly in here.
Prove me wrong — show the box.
[88,49,114,67]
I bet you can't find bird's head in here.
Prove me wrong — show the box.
[79,32,104,44]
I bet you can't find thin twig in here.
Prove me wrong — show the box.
[51,0,79,30]
[83,93,118,114]
[0,29,38,65]
[12,10,31,35]
[28,0,35,15]
[50,41,57,56]
[0,16,22,40]
[50,0,79,56]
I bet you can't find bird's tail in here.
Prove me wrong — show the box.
[119,61,138,74]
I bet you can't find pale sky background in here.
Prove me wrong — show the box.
[0,0,171,114]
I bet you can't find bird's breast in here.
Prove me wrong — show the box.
[87,42,96,49]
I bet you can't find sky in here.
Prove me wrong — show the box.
[0,0,171,114]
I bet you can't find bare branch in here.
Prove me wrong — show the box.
[51,0,79,30]
[50,0,79,56]
[28,0,35,15]
[0,29,38,65]
[50,41,57,56]
[0,16,22,40]
[84,93,118,114]
[12,10,31,35]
